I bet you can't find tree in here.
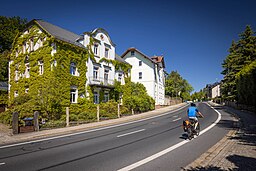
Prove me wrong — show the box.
[221,25,256,102]
[165,71,193,100]
[0,16,27,81]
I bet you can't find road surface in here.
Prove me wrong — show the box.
[0,103,234,171]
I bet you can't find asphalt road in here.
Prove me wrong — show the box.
[0,103,234,171]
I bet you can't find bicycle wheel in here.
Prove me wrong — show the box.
[196,123,200,136]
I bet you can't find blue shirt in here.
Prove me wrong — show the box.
[187,106,199,117]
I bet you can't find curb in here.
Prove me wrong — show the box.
[0,103,188,146]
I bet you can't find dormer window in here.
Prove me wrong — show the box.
[131,51,135,56]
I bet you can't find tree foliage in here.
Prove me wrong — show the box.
[0,16,27,81]
[165,71,193,100]
[221,25,256,106]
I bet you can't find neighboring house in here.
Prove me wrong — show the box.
[121,48,166,105]
[204,82,221,99]
[212,83,221,98]
[8,19,128,107]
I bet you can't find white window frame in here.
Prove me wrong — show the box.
[38,60,44,75]
[15,70,19,81]
[94,44,98,55]
[70,87,78,103]
[14,91,18,97]
[93,66,99,80]
[118,73,122,82]
[30,38,34,52]
[70,62,78,76]
[139,72,142,79]
[104,92,109,102]
[104,69,109,83]
[105,48,109,58]
[25,63,30,78]
[94,91,99,104]
[51,60,57,70]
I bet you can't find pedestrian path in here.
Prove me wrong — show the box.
[0,103,187,146]
[182,102,256,171]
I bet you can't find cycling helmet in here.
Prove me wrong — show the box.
[191,103,196,107]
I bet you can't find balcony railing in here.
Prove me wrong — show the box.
[88,77,114,87]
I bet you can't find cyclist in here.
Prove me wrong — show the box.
[187,103,204,131]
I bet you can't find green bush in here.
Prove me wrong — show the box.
[100,100,118,119]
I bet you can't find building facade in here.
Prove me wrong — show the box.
[121,48,166,105]
[8,19,128,108]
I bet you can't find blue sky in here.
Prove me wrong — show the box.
[1,0,256,92]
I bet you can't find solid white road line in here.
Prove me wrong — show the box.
[0,162,5,166]
[172,117,182,122]
[117,102,222,171]
[0,104,189,149]
[117,129,145,138]
[172,115,178,118]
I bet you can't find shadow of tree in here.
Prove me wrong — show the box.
[226,154,256,171]
[182,165,225,171]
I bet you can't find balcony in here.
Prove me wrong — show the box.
[88,77,114,88]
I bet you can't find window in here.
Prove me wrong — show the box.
[39,38,43,47]
[93,66,99,80]
[105,48,109,58]
[25,63,30,78]
[51,60,57,70]
[38,60,44,75]
[23,42,26,54]
[70,62,77,76]
[139,72,142,79]
[104,69,109,83]
[15,70,19,81]
[94,91,99,104]
[94,44,98,55]
[104,92,109,102]
[139,61,142,66]
[70,88,78,103]
[118,73,122,82]
[131,51,135,56]
[14,91,18,97]
[30,38,34,51]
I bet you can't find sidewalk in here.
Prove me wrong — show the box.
[183,102,256,171]
[0,103,187,146]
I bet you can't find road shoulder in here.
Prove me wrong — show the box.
[182,102,256,171]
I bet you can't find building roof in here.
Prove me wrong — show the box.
[121,47,165,68]
[84,28,116,47]
[28,19,85,48]
[151,56,165,68]
[121,47,156,64]
[115,54,130,65]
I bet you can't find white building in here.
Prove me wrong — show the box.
[211,83,221,98]
[121,48,166,105]
[79,28,127,103]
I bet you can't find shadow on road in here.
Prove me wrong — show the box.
[182,165,225,171]
[227,154,256,171]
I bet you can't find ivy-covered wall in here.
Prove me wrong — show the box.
[9,24,88,120]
